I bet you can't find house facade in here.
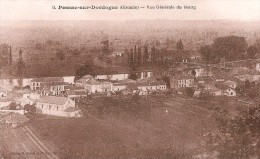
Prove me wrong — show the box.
[36,96,80,117]
[223,88,236,97]
[42,82,68,96]
[137,81,167,92]
[170,74,194,89]
[30,77,64,90]
[84,78,102,93]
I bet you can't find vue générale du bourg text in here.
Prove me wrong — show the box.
[54,5,196,10]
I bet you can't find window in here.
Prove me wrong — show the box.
[231,92,233,96]
[49,105,51,110]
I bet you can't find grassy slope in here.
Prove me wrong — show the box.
[29,96,242,159]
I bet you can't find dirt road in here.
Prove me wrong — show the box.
[0,125,60,159]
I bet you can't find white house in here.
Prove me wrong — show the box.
[75,75,94,87]
[0,97,13,110]
[256,63,260,72]
[0,87,8,98]
[223,88,236,97]
[15,98,34,107]
[84,78,102,93]
[36,96,80,117]
[137,80,167,92]
[216,84,236,97]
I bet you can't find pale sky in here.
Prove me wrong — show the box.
[0,0,260,21]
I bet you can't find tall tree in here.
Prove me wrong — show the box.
[75,64,95,81]
[17,49,25,77]
[128,48,134,69]
[101,40,109,54]
[177,39,184,53]
[151,46,156,64]
[133,45,137,66]
[143,45,149,64]
[137,46,142,66]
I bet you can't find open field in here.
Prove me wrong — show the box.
[0,96,249,159]
[29,96,229,159]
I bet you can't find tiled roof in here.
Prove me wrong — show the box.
[45,77,64,83]
[215,84,230,90]
[37,96,69,105]
[174,74,194,80]
[47,82,69,86]
[31,77,64,83]
[126,83,138,91]
[3,113,29,123]
[66,90,87,96]
[0,97,13,102]
[114,79,137,86]
[0,87,8,92]
[138,80,166,86]
[15,97,33,103]
[85,78,100,85]
[64,85,84,90]
[64,107,79,112]
[31,78,45,82]
[14,89,32,94]
[207,87,222,93]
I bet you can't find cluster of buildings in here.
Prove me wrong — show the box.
[0,70,167,122]
[2,60,260,124]
[169,63,260,98]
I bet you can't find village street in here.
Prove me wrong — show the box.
[0,125,60,159]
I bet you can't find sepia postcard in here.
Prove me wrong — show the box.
[0,0,260,158]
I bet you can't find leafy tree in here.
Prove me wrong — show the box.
[247,45,257,59]
[255,39,260,53]
[211,36,247,61]
[75,64,95,81]
[73,49,80,57]
[101,40,109,54]
[191,69,196,76]
[24,104,36,114]
[205,106,260,159]
[129,73,137,80]
[184,87,194,97]
[162,76,170,88]
[56,50,65,61]
[9,102,17,110]
[200,45,212,62]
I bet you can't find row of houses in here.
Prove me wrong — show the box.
[0,90,81,118]
[75,75,167,95]
[170,73,238,97]
[0,70,160,118]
